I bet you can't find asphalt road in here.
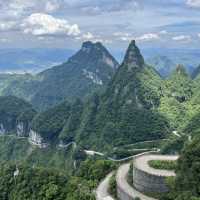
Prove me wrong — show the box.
[134,154,178,176]
[96,172,115,200]
[116,163,157,200]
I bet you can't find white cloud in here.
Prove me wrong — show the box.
[120,36,132,41]
[22,13,81,37]
[113,32,133,42]
[76,32,111,44]
[172,35,191,41]
[0,21,16,31]
[136,33,159,41]
[186,0,200,8]
[82,32,94,40]
[159,30,168,35]
[116,32,160,42]
[113,32,131,37]
[1,0,61,18]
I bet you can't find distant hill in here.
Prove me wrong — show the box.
[191,64,200,79]
[147,55,176,77]
[142,48,200,77]
[0,48,74,73]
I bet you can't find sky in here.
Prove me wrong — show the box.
[0,0,200,50]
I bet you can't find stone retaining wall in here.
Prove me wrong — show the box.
[116,151,160,200]
[133,165,169,193]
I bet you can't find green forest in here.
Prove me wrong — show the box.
[0,40,199,200]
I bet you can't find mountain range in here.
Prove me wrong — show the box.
[0,41,183,150]
[143,48,200,77]
[0,40,200,161]
[0,41,200,200]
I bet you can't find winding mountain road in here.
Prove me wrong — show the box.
[116,163,157,200]
[96,172,114,200]
[134,154,178,176]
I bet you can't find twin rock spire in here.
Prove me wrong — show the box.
[81,40,145,69]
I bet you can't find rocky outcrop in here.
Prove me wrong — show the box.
[16,122,25,137]
[16,121,31,137]
[0,123,6,135]
[28,129,49,148]
[122,40,145,69]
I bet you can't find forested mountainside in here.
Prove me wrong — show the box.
[0,158,116,200]
[160,135,200,200]
[0,96,36,136]
[0,41,119,111]
[1,41,200,152]
[29,41,169,151]
[0,41,200,200]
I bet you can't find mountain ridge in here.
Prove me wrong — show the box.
[0,41,119,111]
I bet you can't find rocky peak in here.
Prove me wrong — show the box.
[69,41,119,71]
[81,41,94,52]
[122,40,145,68]
[81,41,104,53]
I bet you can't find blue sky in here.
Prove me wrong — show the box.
[0,0,200,50]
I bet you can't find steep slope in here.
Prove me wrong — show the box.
[158,65,193,130]
[31,41,118,110]
[1,41,119,111]
[0,96,36,136]
[183,70,200,135]
[28,41,169,151]
[30,100,71,144]
[0,163,69,200]
[164,64,193,102]
[74,41,169,150]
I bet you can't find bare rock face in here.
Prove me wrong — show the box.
[122,40,144,69]
[0,124,6,135]
[16,123,25,137]
[16,122,31,137]
[28,129,49,148]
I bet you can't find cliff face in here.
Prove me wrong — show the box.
[0,96,36,137]
[28,129,49,148]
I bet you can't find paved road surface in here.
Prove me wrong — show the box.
[96,172,114,200]
[116,163,157,200]
[134,154,178,176]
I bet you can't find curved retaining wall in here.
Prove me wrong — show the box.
[116,151,160,200]
[133,165,169,193]
[132,154,178,194]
